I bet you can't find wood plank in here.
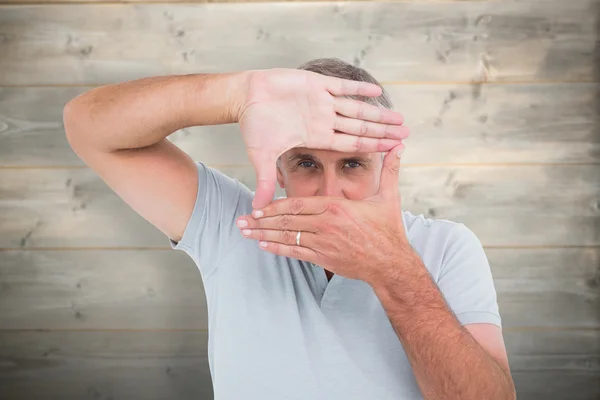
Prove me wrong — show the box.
[488,247,600,329]
[504,329,600,374]
[0,250,209,329]
[0,248,598,329]
[0,329,597,399]
[0,0,485,4]
[1,164,599,248]
[0,331,213,400]
[513,373,600,400]
[1,82,599,166]
[0,1,596,85]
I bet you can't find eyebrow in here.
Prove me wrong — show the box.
[286,153,372,165]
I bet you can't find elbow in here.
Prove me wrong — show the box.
[63,99,81,146]
[63,98,86,145]
[505,382,517,400]
[63,95,97,153]
[501,370,517,400]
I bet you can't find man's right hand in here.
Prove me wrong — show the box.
[232,68,410,209]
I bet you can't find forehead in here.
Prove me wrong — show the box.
[284,147,377,162]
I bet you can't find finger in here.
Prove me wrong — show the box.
[252,196,332,218]
[329,134,405,153]
[240,228,318,248]
[236,214,320,233]
[256,239,319,263]
[334,115,410,139]
[248,151,278,209]
[334,97,404,125]
[378,143,405,200]
[323,76,383,97]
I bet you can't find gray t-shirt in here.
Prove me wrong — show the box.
[169,161,501,400]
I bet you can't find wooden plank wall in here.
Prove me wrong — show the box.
[1,0,599,399]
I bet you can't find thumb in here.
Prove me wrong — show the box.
[378,143,405,200]
[251,156,278,210]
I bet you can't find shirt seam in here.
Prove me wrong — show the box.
[201,179,245,282]
[437,222,464,282]
[455,310,500,317]
[202,235,245,282]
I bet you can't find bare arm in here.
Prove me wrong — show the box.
[63,72,248,242]
[370,254,516,400]
[63,68,407,243]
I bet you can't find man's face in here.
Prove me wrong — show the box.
[276,148,384,200]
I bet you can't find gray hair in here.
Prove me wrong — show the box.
[278,58,390,168]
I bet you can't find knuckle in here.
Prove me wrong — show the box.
[354,136,363,151]
[360,120,368,135]
[384,123,393,137]
[278,215,292,230]
[333,118,341,132]
[326,201,344,216]
[290,246,302,259]
[289,198,305,215]
[357,103,365,119]
[282,230,294,245]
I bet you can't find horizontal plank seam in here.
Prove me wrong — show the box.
[0,0,501,4]
[3,163,600,170]
[0,80,598,88]
[2,245,600,251]
[0,1,496,4]
[0,327,598,332]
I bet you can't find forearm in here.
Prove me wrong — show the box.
[63,71,249,152]
[370,254,515,400]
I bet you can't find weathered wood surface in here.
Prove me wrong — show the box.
[1,82,599,167]
[0,0,486,4]
[1,0,598,397]
[0,331,214,400]
[1,164,599,248]
[0,329,597,399]
[1,248,598,329]
[0,250,209,329]
[0,1,597,85]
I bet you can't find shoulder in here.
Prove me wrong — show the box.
[402,209,481,279]
[402,209,465,245]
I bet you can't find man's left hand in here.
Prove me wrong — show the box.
[235,144,419,285]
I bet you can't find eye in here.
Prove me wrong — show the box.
[298,161,316,168]
[345,161,362,169]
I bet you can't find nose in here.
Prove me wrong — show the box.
[319,169,343,197]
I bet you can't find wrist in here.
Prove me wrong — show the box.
[180,71,252,127]
[225,70,254,123]
[370,250,431,304]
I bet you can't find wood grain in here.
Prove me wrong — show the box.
[0,0,486,4]
[0,331,213,400]
[0,1,596,85]
[1,82,599,167]
[1,164,599,248]
[0,329,597,399]
[0,248,598,329]
[0,250,209,329]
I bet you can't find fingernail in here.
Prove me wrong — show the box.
[236,219,248,228]
[253,210,264,218]
[396,147,404,158]
[259,241,268,248]
[242,229,251,236]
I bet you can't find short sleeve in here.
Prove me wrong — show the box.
[168,161,252,279]
[436,223,502,327]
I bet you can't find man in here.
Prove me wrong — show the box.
[64,58,516,399]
